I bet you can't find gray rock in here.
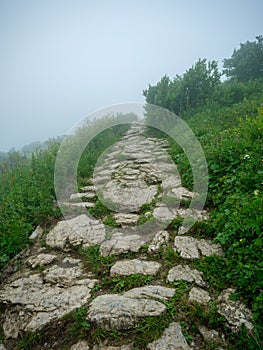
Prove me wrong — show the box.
[70,341,90,349]
[153,206,177,222]
[100,232,145,256]
[123,285,175,301]
[87,294,167,330]
[174,236,200,259]
[43,265,82,286]
[217,288,253,331]
[27,253,57,268]
[147,322,191,349]
[92,344,133,350]
[189,287,211,305]
[62,256,81,264]
[29,225,43,240]
[63,201,95,208]
[167,265,206,287]
[148,230,169,253]
[174,236,222,259]
[113,213,139,227]
[177,208,209,221]
[70,192,95,200]
[198,325,226,347]
[110,259,161,277]
[171,187,194,199]
[46,214,105,250]
[0,273,97,338]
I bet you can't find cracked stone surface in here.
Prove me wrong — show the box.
[0,122,254,348]
[87,294,167,330]
[148,230,170,253]
[189,287,211,305]
[217,288,253,331]
[46,214,105,250]
[167,264,206,287]
[123,285,175,301]
[110,259,161,276]
[100,232,146,256]
[147,322,191,349]
[0,267,97,338]
[87,286,175,330]
[174,236,222,259]
[26,253,57,268]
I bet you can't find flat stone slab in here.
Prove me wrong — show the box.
[100,232,145,256]
[146,322,191,349]
[189,287,211,305]
[46,214,105,250]
[110,259,161,277]
[174,236,222,259]
[87,294,166,330]
[123,286,175,301]
[26,253,57,268]
[87,286,175,330]
[167,264,206,287]
[217,288,253,331]
[0,273,97,338]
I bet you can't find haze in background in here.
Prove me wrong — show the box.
[0,0,262,151]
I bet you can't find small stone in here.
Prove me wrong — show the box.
[147,322,191,349]
[27,254,57,268]
[189,287,211,305]
[167,264,206,287]
[148,230,169,253]
[29,225,43,240]
[217,288,253,331]
[198,239,223,257]
[110,259,161,277]
[62,257,81,265]
[153,206,177,222]
[92,344,133,350]
[198,325,226,347]
[174,236,222,259]
[70,340,90,349]
[70,192,95,200]
[113,213,139,227]
[174,236,200,259]
[100,232,145,256]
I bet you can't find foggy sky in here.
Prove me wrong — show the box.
[0,0,262,151]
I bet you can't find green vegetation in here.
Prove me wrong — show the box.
[144,36,263,348]
[1,35,263,349]
[0,115,134,269]
[0,143,61,266]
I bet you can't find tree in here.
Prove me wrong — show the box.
[223,36,263,82]
[143,59,221,115]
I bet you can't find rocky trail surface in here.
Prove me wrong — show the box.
[0,123,253,349]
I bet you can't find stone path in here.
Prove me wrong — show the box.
[0,122,253,349]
